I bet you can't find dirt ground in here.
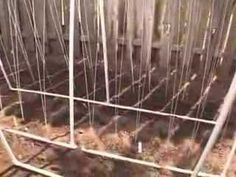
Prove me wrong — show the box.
[0,115,236,177]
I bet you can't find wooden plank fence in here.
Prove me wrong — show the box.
[0,0,235,76]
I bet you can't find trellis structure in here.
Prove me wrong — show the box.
[0,0,236,177]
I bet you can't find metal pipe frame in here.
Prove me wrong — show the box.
[0,59,216,124]
[1,55,223,177]
[68,0,76,146]
[191,5,236,176]
[0,2,235,177]
[1,128,219,177]
[0,54,226,177]
[99,0,110,102]
[191,69,236,177]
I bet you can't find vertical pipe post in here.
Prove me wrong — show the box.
[61,0,65,26]
[69,0,76,146]
[99,0,110,102]
[192,70,236,177]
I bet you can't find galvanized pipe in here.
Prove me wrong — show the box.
[192,70,236,176]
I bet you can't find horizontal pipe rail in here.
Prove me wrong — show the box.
[2,128,219,177]
[8,87,217,125]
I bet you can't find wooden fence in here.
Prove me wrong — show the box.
[0,0,235,74]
